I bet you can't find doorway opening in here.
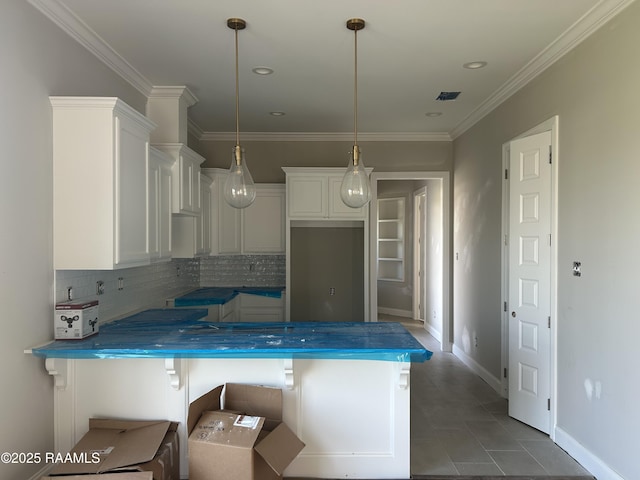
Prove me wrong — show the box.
[370,172,451,352]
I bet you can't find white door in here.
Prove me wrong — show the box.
[508,131,552,433]
[413,191,426,321]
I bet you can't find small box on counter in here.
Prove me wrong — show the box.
[188,383,305,480]
[45,419,179,480]
[55,300,99,339]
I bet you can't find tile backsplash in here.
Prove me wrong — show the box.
[56,259,199,322]
[200,255,285,287]
[55,255,285,323]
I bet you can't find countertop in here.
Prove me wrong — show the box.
[173,286,285,306]
[31,308,431,362]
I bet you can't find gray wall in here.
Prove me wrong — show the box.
[0,2,147,478]
[199,140,453,183]
[453,2,640,478]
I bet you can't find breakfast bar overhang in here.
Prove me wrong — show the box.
[30,309,431,479]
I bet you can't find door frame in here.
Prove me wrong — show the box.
[413,187,427,321]
[370,171,451,352]
[501,116,559,437]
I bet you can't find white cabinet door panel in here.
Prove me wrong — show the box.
[243,187,285,253]
[287,176,327,218]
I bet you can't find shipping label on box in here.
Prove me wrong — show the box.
[55,300,99,339]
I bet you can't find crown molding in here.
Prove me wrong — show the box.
[187,118,205,140]
[149,86,198,107]
[28,0,154,96]
[198,131,452,142]
[450,0,636,139]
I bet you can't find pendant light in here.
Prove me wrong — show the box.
[224,18,256,209]
[340,18,371,209]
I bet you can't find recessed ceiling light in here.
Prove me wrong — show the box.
[425,112,443,117]
[463,61,487,69]
[270,111,285,116]
[252,66,274,75]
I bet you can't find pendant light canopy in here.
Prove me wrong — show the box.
[340,18,371,209]
[224,18,256,209]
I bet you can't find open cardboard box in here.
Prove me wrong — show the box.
[45,419,179,480]
[188,383,305,480]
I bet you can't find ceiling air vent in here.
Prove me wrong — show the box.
[436,91,461,101]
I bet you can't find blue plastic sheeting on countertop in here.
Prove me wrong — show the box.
[31,309,431,363]
[174,286,285,306]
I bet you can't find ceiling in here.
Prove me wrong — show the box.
[31,0,625,140]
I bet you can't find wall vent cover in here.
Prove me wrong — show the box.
[436,91,461,101]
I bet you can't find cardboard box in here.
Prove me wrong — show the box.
[46,419,179,480]
[43,473,152,480]
[55,300,99,339]
[188,384,305,480]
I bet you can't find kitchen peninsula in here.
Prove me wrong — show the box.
[30,310,430,479]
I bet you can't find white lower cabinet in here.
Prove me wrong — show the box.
[51,96,155,270]
[237,293,285,322]
[221,295,239,322]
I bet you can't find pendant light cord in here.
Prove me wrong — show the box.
[353,26,358,147]
[234,25,241,152]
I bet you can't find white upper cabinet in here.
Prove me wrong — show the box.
[148,146,174,262]
[153,143,204,216]
[243,185,286,253]
[51,97,155,270]
[286,174,328,218]
[172,174,213,258]
[203,169,284,255]
[282,167,370,220]
[205,169,241,255]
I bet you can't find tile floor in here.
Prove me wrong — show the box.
[401,319,593,478]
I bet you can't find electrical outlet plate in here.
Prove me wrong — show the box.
[572,261,582,277]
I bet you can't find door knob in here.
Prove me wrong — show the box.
[511,311,517,318]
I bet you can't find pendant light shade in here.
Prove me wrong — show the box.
[341,145,370,208]
[340,18,371,209]
[225,145,256,208]
[224,18,256,209]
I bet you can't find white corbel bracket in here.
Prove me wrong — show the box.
[284,358,294,389]
[45,357,69,390]
[164,358,182,390]
[398,363,411,390]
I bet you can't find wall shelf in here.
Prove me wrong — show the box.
[377,197,405,282]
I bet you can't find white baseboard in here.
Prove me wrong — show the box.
[378,307,412,318]
[555,426,623,480]
[424,322,442,343]
[452,344,503,395]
